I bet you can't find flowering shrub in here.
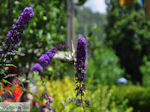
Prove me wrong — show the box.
[0,7,34,103]
[31,37,88,111]
[34,76,133,112]
[0,6,90,112]
[0,7,34,67]
[32,44,67,73]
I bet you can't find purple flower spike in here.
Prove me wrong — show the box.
[0,7,34,68]
[38,44,67,67]
[74,36,88,105]
[75,37,87,82]
[31,63,43,73]
[38,54,50,66]
[2,7,34,56]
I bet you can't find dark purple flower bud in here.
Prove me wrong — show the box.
[31,63,43,73]
[55,44,68,50]
[85,100,90,106]
[38,54,50,66]
[75,98,83,105]
[41,92,49,99]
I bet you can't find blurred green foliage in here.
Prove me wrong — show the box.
[45,60,75,80]
[33,76,133,112]
[140,56,150,86]
[113,85,150,112]
[105,0,150,83]
[76,7,107,42]
[87,45,124,85]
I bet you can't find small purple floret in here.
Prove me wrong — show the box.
[38,54,50,66]
[31,63,43,73]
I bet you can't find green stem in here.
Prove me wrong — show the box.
[41,76,47,92]
[80,83,85,112]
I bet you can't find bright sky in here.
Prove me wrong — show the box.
[84,0,107,14]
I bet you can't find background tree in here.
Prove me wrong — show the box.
[105,0,150,83]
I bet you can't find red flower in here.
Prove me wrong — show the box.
[0,83,4,94]
[12,82,23,102]
[0,79,23,102]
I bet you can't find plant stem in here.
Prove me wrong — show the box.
[41,76,47,92]
[81,94,85,112]
[80,83,85,112]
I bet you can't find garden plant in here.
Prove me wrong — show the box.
[0,7,90,112]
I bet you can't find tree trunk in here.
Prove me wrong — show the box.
[67,0,75,50]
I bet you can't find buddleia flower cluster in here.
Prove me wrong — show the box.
[31,44,67,111]
[31,44,67,74]
[0,7,34,68]
[69,98,90,106]
[41,92,55,112]
[74,37,87,106]
[27,92,55,112]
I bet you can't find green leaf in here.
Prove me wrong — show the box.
[29,92,40,103]
[19,77,25,82]
[33,71,39,79]
[5,64,17,68]
[6,86,22,92]
[69,105,79,112]
[86,106,98,112]
[2,79,12,85]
